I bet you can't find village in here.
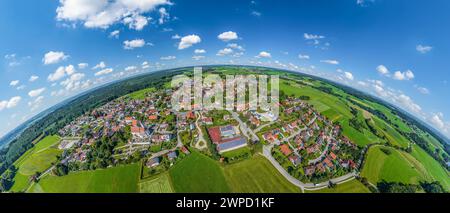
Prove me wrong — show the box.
[53,80,361,184]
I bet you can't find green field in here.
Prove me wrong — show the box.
[127,87,155,100]
[361,146,434,185]
[139,173,174,193]
[169,151,231,193]
[306,179,370,193]
[30,163,140,193]
[10,135,62,192]
[224,155,301,193]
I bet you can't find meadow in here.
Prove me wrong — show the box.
[223,155,301,193]
[306,179,370,193]
[169,151,231,193]
[139,172,174,193]
[30,163,140,193]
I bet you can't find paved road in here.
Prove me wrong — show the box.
[254,121,274,133]
[262,144,356,192]
[230,111,259,142]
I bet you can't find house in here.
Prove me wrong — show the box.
[167,151,178,161]
[207,127,222,143]
[203,117,213,125]
[330,152,337,160]
[146,157,160,168]
[279,144,292,156]
[217,137,247,153]
[148,115,158,120]
[289,155,301,166]
[181,146,190,155]
[187,111,196,119]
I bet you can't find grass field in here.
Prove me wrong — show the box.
[169,151,231,193]
[139,173,174,193]
[30,163,140,193]
[127,87,155,100]
[224,155,301,193]
[361,146,432,185]
[306,179,370,193]
[10,135,61,192]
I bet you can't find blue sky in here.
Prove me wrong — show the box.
[1,0,450,139]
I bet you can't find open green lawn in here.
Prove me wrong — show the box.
[169,151,231,193]
[306,179,370,193]
[10,135,61,192]
[127,87,155,100]
[361,146,432,185]
[224,155,301,193]
[30,163,140,193]
[139,172,174,193]
[409,144,450,190]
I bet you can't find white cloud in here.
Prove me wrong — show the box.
[123,14,149,30]
[158,7,169,24]
[171,34,181,39]
[344,72,354,81]
[0,96,21,111]
[56,0,171,29]
[28,96,44,111]
[216,48,233,56]
[29,75,39,82]
[160,56,176,60]
[376,65,389,75]
[109,30,120,38]
[61,73,86,91]
[251,11,262,17]
[192,55,205,61]
[298,54,310,60]
[9,80,20,87]
[304,33,324,40]
[257,51,271,58]
[43,51,68,65]
[48,65,76,82]
[92,61,106,70]
[95,68,114,76]
[178,35,201,50]
[416,86,430,95]
[227,43,245,51]
[320,59,339,65]
[125,66,137,71]
[416,45,433,54]
[218,31,238,42]
[28,87,46,97]
[194,49,206,54]
[78,63,89,69]
[393,70,414,81]
[123,39,146,49]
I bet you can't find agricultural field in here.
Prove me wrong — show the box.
[127,87,155,100]
[10,135,62,192]
[169,151,231,193]
[306,179,370,193]
[139,173,174,193]
[361,146,439,186]
[29,163,140,193]
[224,155,301,193]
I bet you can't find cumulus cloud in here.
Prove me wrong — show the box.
[194,49,206,54]
[109,30,120,38]
[304,33,325,40]
[61,72,86,91]
[416,44,433,54]
[227,43,245,51]
[298,54,310,60]
[158,7,169,24]
[416,86,430,95]
[123,39,146,49]
[28,87,46,97]
[218,31,238,42]
[257,51,271,58]
[376,65,389,75]
[192,55,205,61]
[217,48,233,56]
[48,65,76,82]
[320,59,339,65]
[0,96,21,111]
[125,66,137,71]
[56,0,172,29]
[9,80,20,87]
[344,72,354,81]
[171,34,181,39]
[29,75,39,82]
[178,35,201,50]
[95,68,114,76]
[123,14,149,30]
[78,63,89,69]
[92,61,106,70]
[393,70,414,81]
[43,51,68,65]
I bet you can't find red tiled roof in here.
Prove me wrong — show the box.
[207,127,221,143]
[280,144,292,156]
